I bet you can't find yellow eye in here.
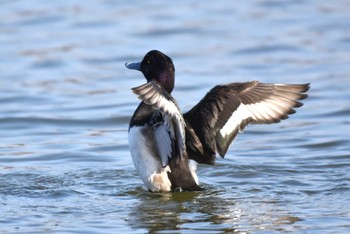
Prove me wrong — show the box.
[146,59,152,64]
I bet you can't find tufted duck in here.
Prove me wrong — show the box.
[125,50,309,192]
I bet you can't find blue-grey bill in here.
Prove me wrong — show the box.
[125,62,141,71]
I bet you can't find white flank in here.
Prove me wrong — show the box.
[128,127,172,192]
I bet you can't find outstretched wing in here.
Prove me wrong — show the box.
[132,81,186,166]
[184,81,310,163]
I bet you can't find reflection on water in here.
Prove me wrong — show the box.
[1,0,350,233]
[127,187,304,233]
[127,189,244,232]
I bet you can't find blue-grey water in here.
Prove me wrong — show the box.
[1,0,350,233]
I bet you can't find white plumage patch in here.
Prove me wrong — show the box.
[129,126,172,192]
[219,99,284,139]
[219,103,251,138]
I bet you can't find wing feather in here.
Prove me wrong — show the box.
[154,124,173,167]
[132,81,186,164]
[184,81,310,162]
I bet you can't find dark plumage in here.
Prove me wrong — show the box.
[126,50,310,192]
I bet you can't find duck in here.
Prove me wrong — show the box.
[125,50,309,192]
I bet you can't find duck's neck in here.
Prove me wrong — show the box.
[156,71,174,93]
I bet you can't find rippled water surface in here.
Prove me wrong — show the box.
[1,0,350,233]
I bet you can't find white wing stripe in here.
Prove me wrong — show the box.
[266,98,291,114]
[248,102,273,120]
[244,103,264,120]
[219,104,251,138]
[219,97,294,138]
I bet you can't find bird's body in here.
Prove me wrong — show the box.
[126,50,309,192]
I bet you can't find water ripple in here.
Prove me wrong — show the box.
[1,0,350,233]
[234,44,302,55]
[301,139,349,149]
[0,116,129,129]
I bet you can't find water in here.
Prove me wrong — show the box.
[1,0,350,233]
